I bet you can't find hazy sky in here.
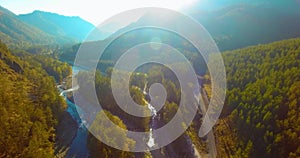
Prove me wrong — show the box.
[0,0,198,25]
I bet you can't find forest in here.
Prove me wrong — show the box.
[1,35,299,157]
[215,38,300,157]
[0,41,71,157]
[1,1,300,157]
[75,61,199,157]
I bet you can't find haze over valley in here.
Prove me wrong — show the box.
[0,1,299,157]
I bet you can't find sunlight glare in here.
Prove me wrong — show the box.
[159,0,197,10]
[1,0,198,25]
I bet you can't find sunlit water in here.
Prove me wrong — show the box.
[147,103,157,148]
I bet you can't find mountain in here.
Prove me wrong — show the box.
[59,11,208,75]
[188,0,300,12]
[19,11,111,41]
[59,3,300,70]
[0,6,110,47]
[191,3,300,51]
[0,6,58,46]
[88,3,300,52]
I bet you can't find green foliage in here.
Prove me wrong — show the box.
[88,110,135,158]
[221,38,300,157]
[28,55,71,82]
[18,10,109,42]
[0,41,67,157]
[77,70,151,131]
[0,6,57,47]
[147,65,181,104]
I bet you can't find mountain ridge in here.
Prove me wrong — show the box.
[19,10,111,41]
[0,6,59,46]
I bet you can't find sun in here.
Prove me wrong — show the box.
[150,0,198,10]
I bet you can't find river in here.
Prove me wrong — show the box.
[147,102,157,148]
[59,67,160,157]
[59,66,203,158]
[59,66,90,158]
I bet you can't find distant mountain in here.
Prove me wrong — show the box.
[188,0,300,12]
[0,6,59,46]
[59,4,300,67]
[191,3,300,50]
[92,3,300,51]
[59,10,208,74]
[19,11,111,41]
[192,4,300,50]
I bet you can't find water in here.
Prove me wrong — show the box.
[57,88,89,157]
[59,66,90,157]
[147,103,157,148]
[147,128,155,147]
[72,65,88,75]
[63,66,158,154]
[148,103,157,117]
[142,81,157,148]
[60,85,79,96]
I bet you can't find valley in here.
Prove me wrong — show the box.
[0,1,299,158]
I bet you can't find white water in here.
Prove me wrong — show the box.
[147,103,157,117]
[142,81,157,148]
[147,128,155,148]
[59,85,79,96]
[147,103,157,148]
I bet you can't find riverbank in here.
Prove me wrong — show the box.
[55,111,78,157]
[55,72,90,157]
[54,66,208,158]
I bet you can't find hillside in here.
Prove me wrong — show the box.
[0,6,55,46]
[85,3,300,52]
[19,11,110,41]
[0,41,73,157]
[191,3,300,51]
[1,1,300,157]
[214,38,300,157]
[188,0,300,11]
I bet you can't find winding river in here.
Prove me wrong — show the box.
[58,66,201,157]
[59,66,90,158]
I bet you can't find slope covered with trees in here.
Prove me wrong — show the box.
[0,6,75,47]
[216,38,300,157]
[19,11,110,41]
[0,41,71,157]
[192,3,300,51]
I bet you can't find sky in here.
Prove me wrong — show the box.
[0,0,198,26]
[2,0,299,27]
